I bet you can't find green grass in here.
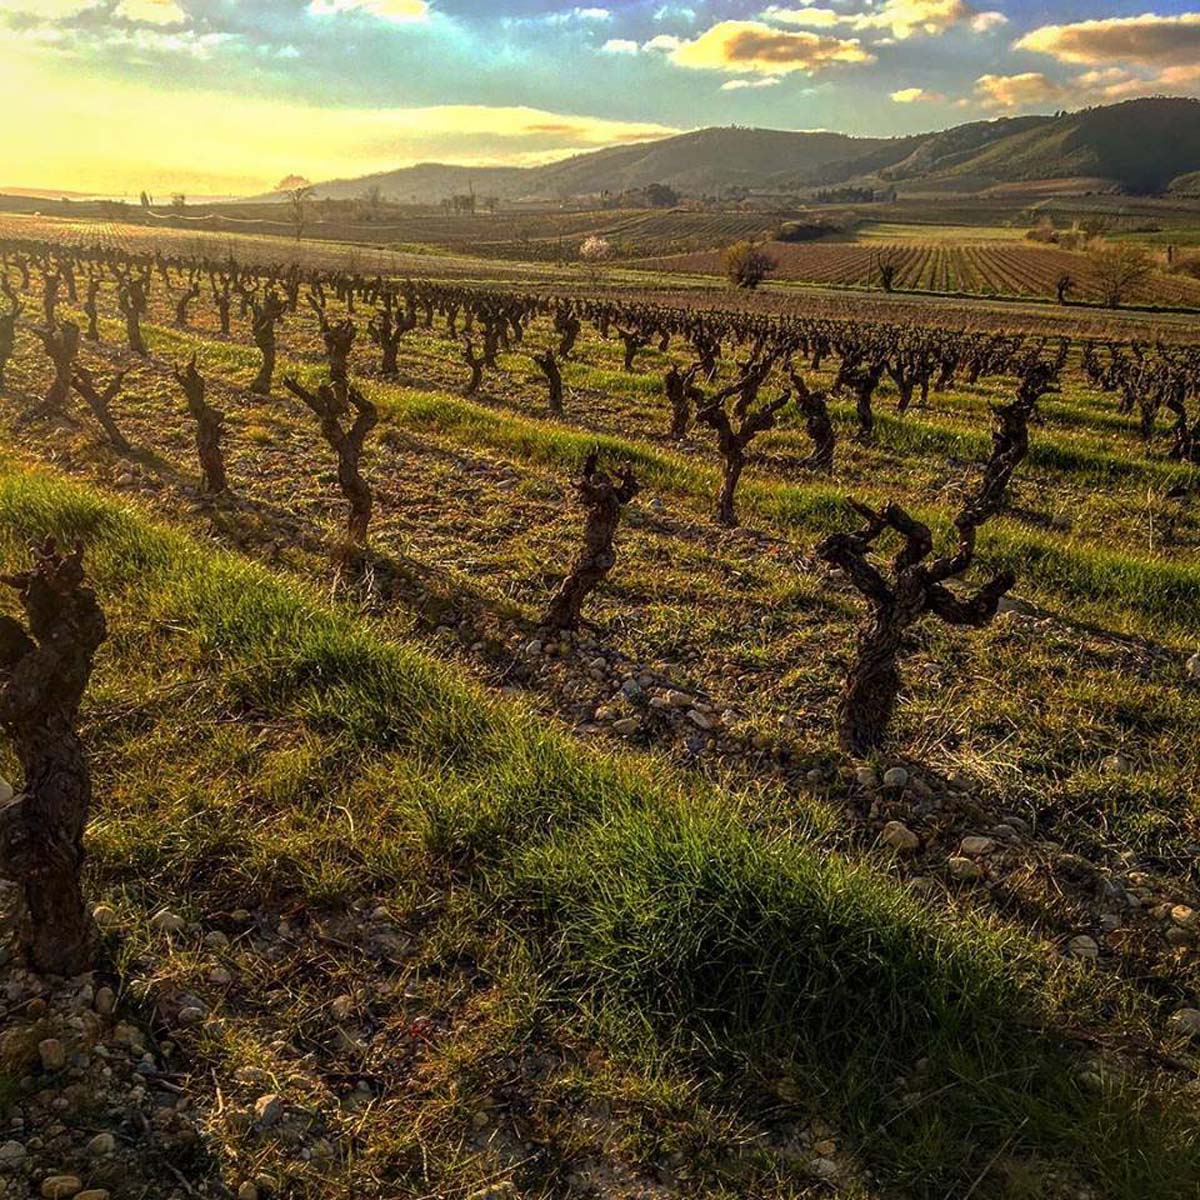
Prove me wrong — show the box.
[2,459,1199,1198]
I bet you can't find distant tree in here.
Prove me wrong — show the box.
[1088,241,1154,308]
[644,182,679,208]
[483,195,500,213]
[139,190,152,210]
[169,194,186,213]
[723,240,776,290]
[1055,272,1075,305]
[874,248,902,293]
[278,177,315,241]
[579,235,612,284]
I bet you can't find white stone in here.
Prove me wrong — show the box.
[1187,651,1200,681]
[687,709,715,730]
[0,1141,26,1164]
[87,1132,114,1156]
[882,767,909,789]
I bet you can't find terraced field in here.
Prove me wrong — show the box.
[3,231,1200,1200]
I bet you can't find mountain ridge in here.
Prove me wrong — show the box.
[292,98,1200,204]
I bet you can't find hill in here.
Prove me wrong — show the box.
[299,97,1200,203]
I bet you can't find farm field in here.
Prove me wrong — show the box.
[639,238,1200,308]
[3,228,1200,1200]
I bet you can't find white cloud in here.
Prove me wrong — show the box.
[760,6,844,28]
[307,0,429,24]
[576,7,611,20]
[974,71,1067,109]
[970,10,1006,33]
[890,85,942,101]
[642,33,682,51]
[114,0,186,24]
[600,37,638,53]
[721,76,783,89]
[670,19,874,76]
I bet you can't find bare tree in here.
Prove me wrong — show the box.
[173,356,227,494]
[33,320,80,418]
[71,366,131,451]
[0,281,21,389]
[0,539,107,975]
[250,292,286,396]
[117,276,148,355]
[664,362,702,440]
[544,451,639,630]
[532,347,564,414]
[789,369,835,473]
[1088,242,1154,308]
[816,362,1057,753]
[283,377,378,545]
[368,305,414,378]
[696,359,789,527]
[462,337,485,396]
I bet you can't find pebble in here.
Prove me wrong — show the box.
[94,987,115,1016]
[203,930,230,949]
[880,821,919,852]
[1171,905,1199,930]
[663,689,692,709]
[687,709,714,730]
[254,1093,284,1129]
[149,910,187,934]
[40,1178,82,1199]
[612,717,640,736]
[0,1141,26,1164]
[0,776,12,805]
[1168,1008,1200,1039]
[87,1132,114,1156]
[854,766,878,788]
[92,905,119,930]
[947,856,983,881]
[178,1006,206,1026]
[238,1185,260,1200]
[1067,935,1100,960]
[1186,650,1200,681]
[882,767,909,789]
[1101,753,1134,776]
[77,1192,110,1200]
[330,995,354,1021]
[38,1039,66,1072]
[960,836,995,857]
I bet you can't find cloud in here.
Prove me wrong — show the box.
[0,30,683,196]
[642,33,682,51]
[670,19,873,76]
[763,0,1005,39]
[721,76,783,89]
[970,11,1006,33]
[307,0,429,24]
[600,37,638,53]
[974,71,1067,109]
[114,0,185,24]
[852,0,975,39]
[576,7,611,20]
[759,6,843,29]
[8,0,99,15]
[1015,13,1200,67]
[890,85,942,102]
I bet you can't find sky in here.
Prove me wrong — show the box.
[2,0,1199,195]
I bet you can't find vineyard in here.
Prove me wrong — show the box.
[3,230,1200,1200]
[642,238,1200,308]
